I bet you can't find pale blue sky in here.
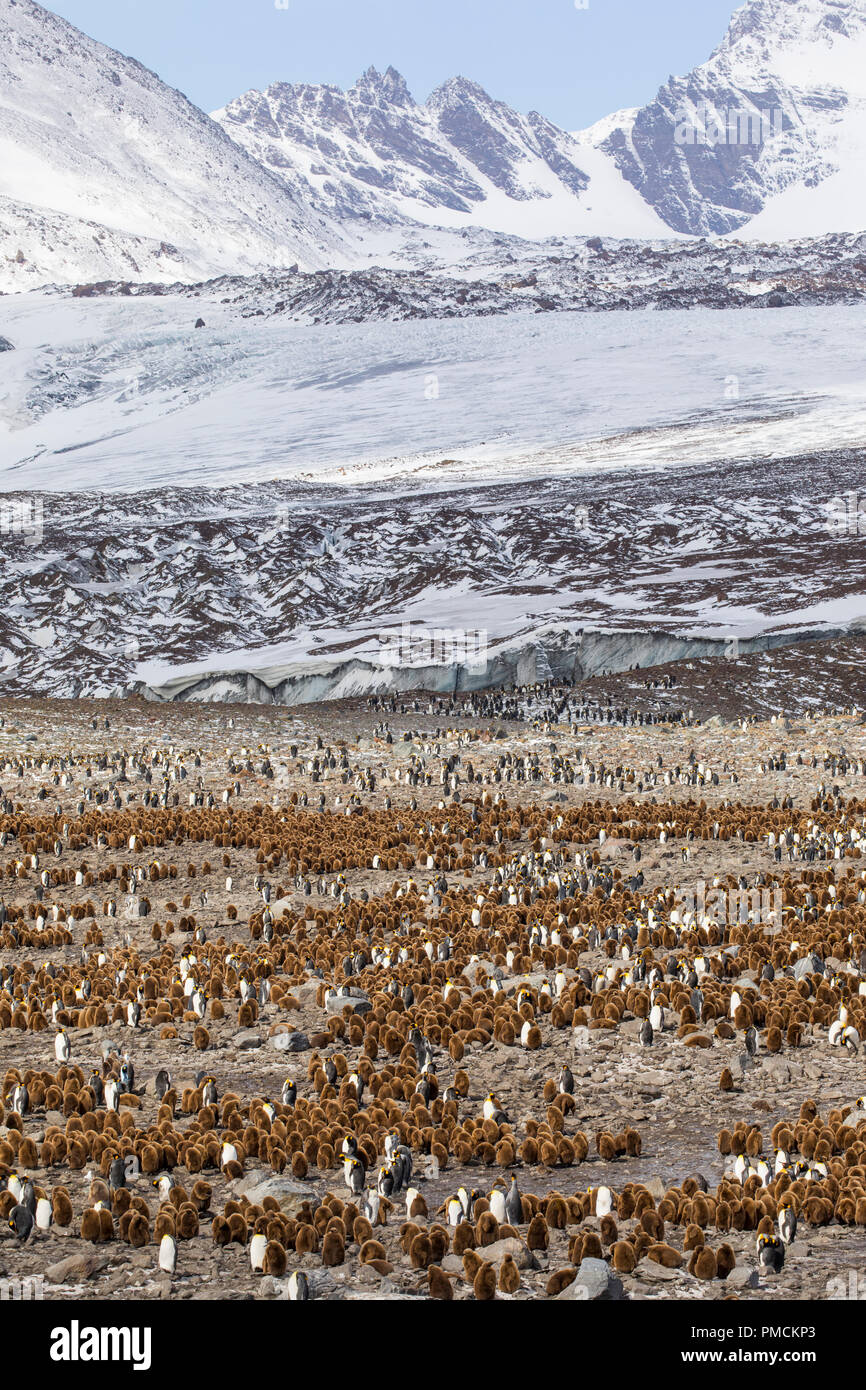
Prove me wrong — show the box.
[46,0,741,130]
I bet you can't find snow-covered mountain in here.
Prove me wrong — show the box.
[214,66,670,241]
[0,0,350,292]
[216,0,866,245]
[593,0,866,236]
[3,0,866,289]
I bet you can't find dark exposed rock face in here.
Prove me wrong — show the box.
[597,0,866,234]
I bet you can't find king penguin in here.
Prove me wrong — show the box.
[288,1271,310,1301]
[504,1176,523,1226]
[159,1233,177,1275]
[777,1204,797,1245]
[757,1234,785,1273]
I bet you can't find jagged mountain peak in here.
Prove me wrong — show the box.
[721,0,866,50]
[216,60,606,235]
[427,74,497,109]
[352,64,416,106]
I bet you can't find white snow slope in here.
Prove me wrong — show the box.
[1,291,865,494]
[0,0,350,293]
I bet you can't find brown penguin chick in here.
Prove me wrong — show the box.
[453,1220,476,1255]
[526,1214,549,1250]
[624,1128,642,1158]
[545,1195,568,1230]
[410,1233,433,1269]
[176,1205,199,1240]
[690,1247,718,1280]
[295,1222,318,1254]
[611,1240,637,1273]
[647,1243,683,1268]
[498,1254,521,1294]
[89,1174,111,1205]
[473,1261,497,1301]
[717,1243,736,1279]
[127,1212,150,1248]
[719,1068,735,1092]
[690,1193,711,1227]
[97,1207,114,1242]
[580,1231,603,1260]
[407,1190,428,1220]
[80,1208,101,1242]
[227,1212,248,1244]
[640,1208,664,1242]
[353,1215,374,1246]
[462,1248,483,1280]
[191,1180,212,1213]
[494,1138,516,1167]
[428,1265,454,1300]
[683,1222,705,1251]
[632,1230,653,1259]
[51,1189,73,1226]
[112,1188,132,1217]
[399,1221,422,1254]
[211,1216,231,1246]
[572,1132,589,1162]
[429,1226,449,1263]
[263,1241,287,1277]
[475,1211,500,1247]
[154,1210,177,1242]
[546,1267,577,1296]
[596,1131,617,1162]
[599,1213,619,1246]
[359,1239,387,1265]
[321,1229,344,1266]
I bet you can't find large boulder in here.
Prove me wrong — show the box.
[269,1029,310,1053]
[557,1257,625,1301]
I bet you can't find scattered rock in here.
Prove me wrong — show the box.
[46,1252,112,1284]
[269,1030,310,1052]
[325,991,371,1016]
[558,1257,624,1301]
[233,1175,316,1213]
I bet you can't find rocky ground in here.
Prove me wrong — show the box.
[0,673,865,1302]
[62,229,866,322]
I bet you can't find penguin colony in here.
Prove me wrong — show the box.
[0,689,865,1300]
